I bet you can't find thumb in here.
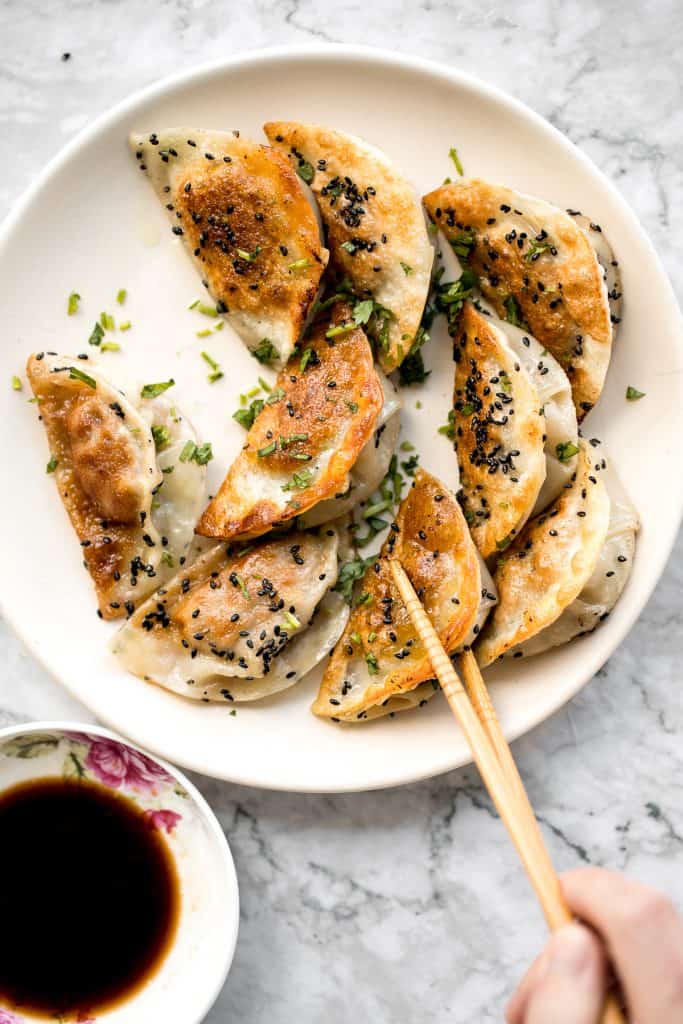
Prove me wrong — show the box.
[525,924,607,1024]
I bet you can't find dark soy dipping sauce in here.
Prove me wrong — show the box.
[0,777,180,1020]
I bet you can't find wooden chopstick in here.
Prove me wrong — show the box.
[389,559,625,1024]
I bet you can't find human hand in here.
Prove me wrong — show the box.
[506,867,683,1023]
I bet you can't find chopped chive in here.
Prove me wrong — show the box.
[325,322,356,339]
[400,440,415,452]
[556,441,580,463]
[69,366,96,389]
[161,551,174,568]
[214,320,224,331]
[11,376,22,391]
[196,328,212,338]
[257,376,271,393]
[208,371,223,383]
[448,147,464,176]
[400,262,413,276]
[233,573,249,600]
[288,258,311,271]
[363,499,392,519]
[350,631,362,645]
[188,299,200,310]
[67,292,81,316]
[46,455,58,473]
[267,387,285,405]
[236,246,261,263]
[365,653,379,675]
[281,467,314,492]
[88,322,104,347]
[252,338,277,365]
[257,441,277,457]
[100,311,115,331]
[116,288,127,305]
[100,341,120,353]
[296,160,314,184]
[119,320,132,331]
[283,610,301,630]
[141,379,175,399]
[201,351,220,371]
[356,592,373,607]
[151,424,171,451]
[192,302,218,318]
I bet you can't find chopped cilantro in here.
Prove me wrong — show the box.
[626,386,645,401]
[46,455,58,473]
[296,160,314,184]
[252,338,278,364]
[524,239,554,263]
[438,409,456,440]
[503,295,526,328]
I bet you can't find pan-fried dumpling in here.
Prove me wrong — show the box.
[498,440,638,658]
[264,121,433,372]
[313,469,497,722]
[27,353,206,619]
[130,128,328,366]
[113,528,348,702]
[300,370,401,527]
[196,302,384,540]
[476,440,635,666]
[423,179,615,418]
[449,302,579,558]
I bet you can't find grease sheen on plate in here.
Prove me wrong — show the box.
[0,48,681,791]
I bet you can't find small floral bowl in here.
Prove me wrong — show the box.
[0,722,239,1024]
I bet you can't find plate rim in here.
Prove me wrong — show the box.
[1,44,682,792]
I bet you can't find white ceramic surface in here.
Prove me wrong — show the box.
[0,47,681,792]
[0,721,239,1024]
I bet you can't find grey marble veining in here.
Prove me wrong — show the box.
[1,1,682,1021]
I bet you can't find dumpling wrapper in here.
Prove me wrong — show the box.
[476,441,611,666]
[313,469,496,722]
[113,528,349,702]
[27,353,205,619]
[264,121,433,372]
[423,179,614,418]
[130,128,328,366]
[299,370,401,527]
[507,440,638,658]
[196,302,384,541]
[451,302,546,559]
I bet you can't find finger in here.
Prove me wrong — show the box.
[563,868,683,1022]
[506,948,550,1023]
[525,924,606,1024]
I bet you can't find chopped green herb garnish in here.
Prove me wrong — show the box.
[340,240,358,255]
[346,401,359,414]
[400,440,415,452]
[11,376,22,391]
[279,432,309,448]
[626,386,645,401]
[188,299,200,310]
[496,535,513,551]
[288,258,311,271]
[299,348,314,373]
[141,379,175,399]
[67,292,81,316]
[236,246,261,263]
[438,409,456,440]
[69,366,96,389]
[435,269,477,334]
[100,341,120,353]
[356,592,373,608]
[233,573,249,600]
[161,551,174,568]
[524,239,554,263]
[365,652,379,675]
[88,322,104,347]
[193,301,218,318]
[449,230,477,261]
[334,557,374,604]
[46,455,58,473]
[116,288,127,305]
[503,295,526,328]
[556,441,580,463]
[257,441,277,458]
[296,160,314,184]
[196,328,212,338]
[119,320,132,331]
[448,147,464,176]
[400,262,413,276]
[252,338,278,365]
[401,454,420,477]
[283,610,301,630]
[233,398,264,429]
[178,440,213,465]
[281,467,314,492]
[325,322,356,340]
[151,424,171,451]
[100,311,115,331]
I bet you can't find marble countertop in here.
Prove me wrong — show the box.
[1,1,682,1020]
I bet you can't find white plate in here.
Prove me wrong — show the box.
[1,47,681,792]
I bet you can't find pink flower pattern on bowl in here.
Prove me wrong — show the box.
[144,809,182,834]
[84,737,173,794]
[0,1010,21,1024]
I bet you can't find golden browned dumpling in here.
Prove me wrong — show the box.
[476,441,611,666]
[423,179,615,418]
[130,128,328,366]
[312,469,496,722]
[113,528,348,702]
[196,302,384,540]
[264,121,433,372]
[27,353,206,619]
[451,302,546,559]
